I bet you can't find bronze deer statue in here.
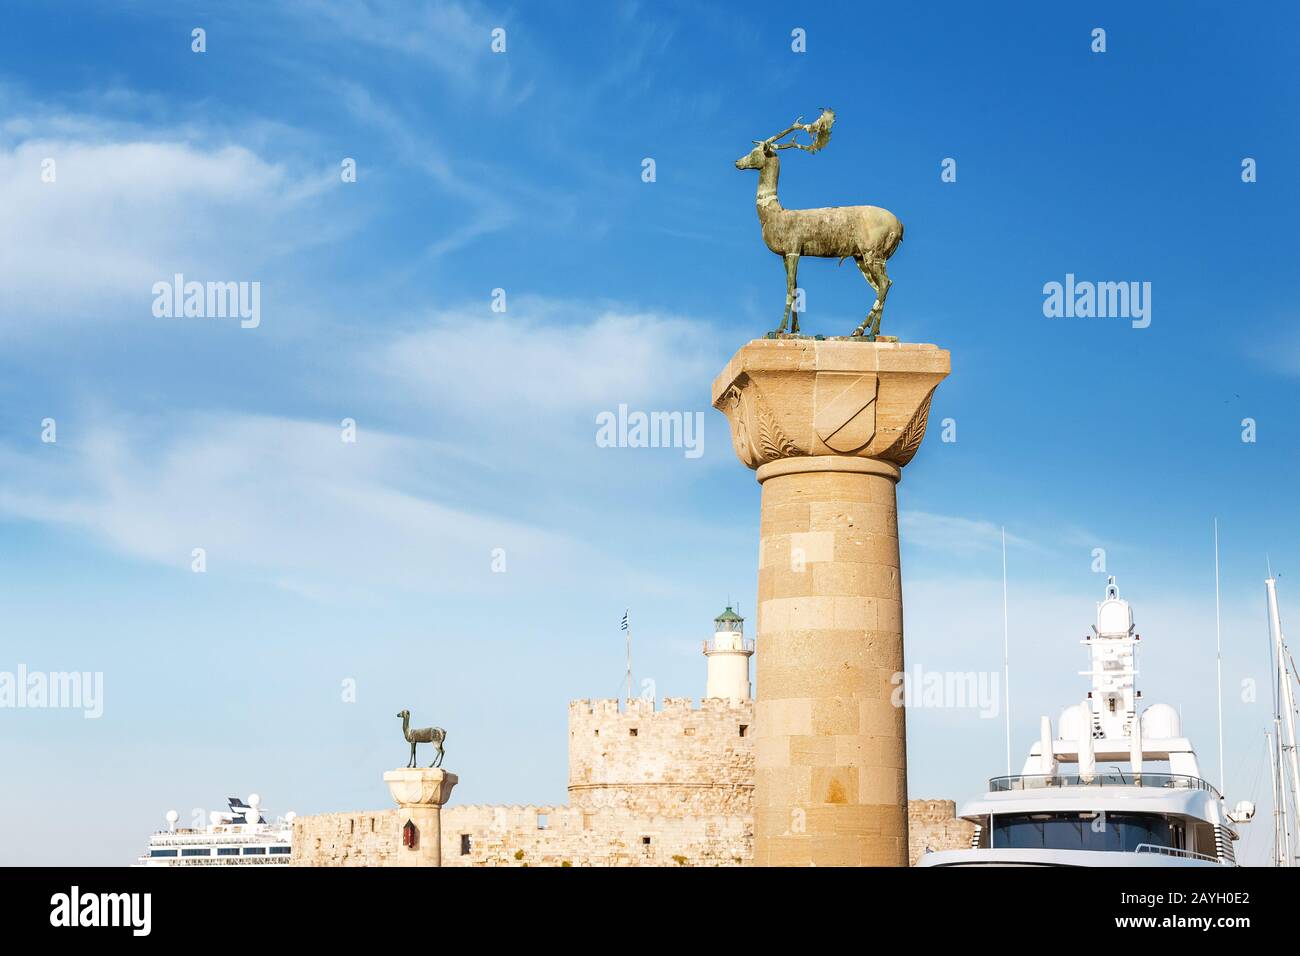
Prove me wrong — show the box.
[397,709,446,768]
[734,109,903,339]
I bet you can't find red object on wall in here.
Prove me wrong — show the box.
[402,819,417,849]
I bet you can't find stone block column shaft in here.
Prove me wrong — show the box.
[756,456,905,865]
[713,338,949,867]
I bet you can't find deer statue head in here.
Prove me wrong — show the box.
[396,709,410,720]
[734,108,836,170]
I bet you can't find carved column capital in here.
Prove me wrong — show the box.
[711,338,950,472]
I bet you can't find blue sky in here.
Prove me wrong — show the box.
[1,0,1297,865]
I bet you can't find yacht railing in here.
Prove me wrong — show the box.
[1133,843,1221,864]
[988,773,1221,799]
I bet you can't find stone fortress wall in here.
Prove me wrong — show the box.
[292,691,972,866]
[566,696,754,817]
[907,799,975,866]
[291,603,970,866]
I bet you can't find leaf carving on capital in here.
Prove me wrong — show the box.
[717,374,804,467]
[879,388,937,466]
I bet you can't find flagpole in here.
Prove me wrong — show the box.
[624,609,632,705]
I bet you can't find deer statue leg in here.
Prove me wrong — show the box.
[408,741,416,768]
[851,255,892,338]
[787,254,801,334]
[777,253,799,334]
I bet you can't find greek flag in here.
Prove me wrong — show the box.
[621,610,629,631]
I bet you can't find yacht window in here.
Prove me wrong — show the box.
[992,812,1177,852]
[217,848,240,856]
[243,846,267,855]
[149,849,178,858]
[181,848,210,857]
[270,846,291,854]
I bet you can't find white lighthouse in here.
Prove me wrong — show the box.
[703,606,754,702]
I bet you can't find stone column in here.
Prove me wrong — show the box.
[713,338,949,866]
[383,767,459,867]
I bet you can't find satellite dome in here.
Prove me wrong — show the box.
[1096,577,1133,636]
[209,810,224,826]
[165,809,179,824]
[1141,703,1181,739]
[1059,704,1088,740]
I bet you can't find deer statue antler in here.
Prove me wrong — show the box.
[760,109,836,154]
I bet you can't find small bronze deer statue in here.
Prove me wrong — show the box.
[735,109,904,339]
[397,709,447,768]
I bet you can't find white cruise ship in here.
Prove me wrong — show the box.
[136,794,295,866]
[919,577,1255,866]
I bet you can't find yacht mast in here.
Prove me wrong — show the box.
[1001,527,1011,776]
[1214,519,1225,795]
[1267,729,1282,866]
[1266,574,1300,865]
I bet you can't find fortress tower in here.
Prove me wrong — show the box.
[704,606,755,702]
[566,606,757,819]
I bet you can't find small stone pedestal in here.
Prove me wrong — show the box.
[384,768,459,867]
[713,337,949,867]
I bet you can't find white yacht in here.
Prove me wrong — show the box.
[920,577,1255,866]
[136,794,295,866]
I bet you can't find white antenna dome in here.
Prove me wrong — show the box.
[1058,704,1088,741]
[165,809,179,830]
[248,793,261,808]
[1141,703,1181,739]
[284,811,296,823]
[208,810,224,826]
[1096,576,1133,636]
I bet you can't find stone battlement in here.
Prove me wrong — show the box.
[569,696,752,717]
[567,695,755,818]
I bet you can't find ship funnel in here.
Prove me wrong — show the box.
[1129,708,1143,777]
[1077,700,1096,782]
[1039,716,1057,776]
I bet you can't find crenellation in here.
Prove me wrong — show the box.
[625,696,655,716]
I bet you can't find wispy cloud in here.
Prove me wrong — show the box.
[899,511,1035,557]
[371,297,721,425]
[0,413,602,602]
[0,126,342,330]
[289,0,533,107]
